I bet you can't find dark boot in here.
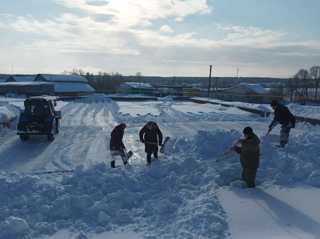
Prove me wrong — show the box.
[244,167,257,188]
[241,170,246,181]
[111,161,115,168]
[279,141,286,148]
[147,154,152,165]
[154,151,158,160]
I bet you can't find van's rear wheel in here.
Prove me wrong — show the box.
[47,133,54,141]
[48,120,56,141]
[20,134,29,141]
[55,119,59,134]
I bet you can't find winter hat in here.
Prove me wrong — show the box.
[243,126,253,135]
[147,121,156,128]
[119,123,126,129]
[270,100,278,107]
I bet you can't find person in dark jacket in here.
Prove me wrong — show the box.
[110,123,127,168]
[232,127,260,188]
[267,100,296,147]
[139,121,163,165]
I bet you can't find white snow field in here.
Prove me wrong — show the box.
[0,95,320,239]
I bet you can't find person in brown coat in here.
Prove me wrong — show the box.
[232,127,260,188]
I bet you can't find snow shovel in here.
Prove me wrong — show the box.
[215,148,235,161]
[123,149,133,165]
[160,136,170,153]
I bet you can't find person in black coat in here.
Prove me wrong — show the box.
[267,100,296,147]
[110,123,127,168]
[139,121,163,165]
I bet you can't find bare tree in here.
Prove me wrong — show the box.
[310,66,320,100]
[294,69,310,101]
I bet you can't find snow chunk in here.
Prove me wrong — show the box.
[0,216,30,238]
[0,103,20,124]
[74,232,89,239]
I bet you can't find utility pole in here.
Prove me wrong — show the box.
[236,68,239,84]
[208,65,212,98]
[316,67,320,100]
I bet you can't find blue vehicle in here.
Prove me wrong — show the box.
[17,96,61,141]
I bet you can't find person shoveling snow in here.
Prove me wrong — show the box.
[109,123,132,168]
[218,127,261,188]
[267,100,296,148]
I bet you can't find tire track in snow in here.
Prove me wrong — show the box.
[0,99,118,173]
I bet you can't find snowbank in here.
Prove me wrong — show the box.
[0,157,228,239]
[0,103,20,125]
[3,126,319,238]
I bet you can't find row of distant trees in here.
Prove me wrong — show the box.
[66,68,143,93]
[288,66,320,102]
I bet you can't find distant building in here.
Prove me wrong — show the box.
[118,82,155,95]
[215,83,275,103]
[5,75,36,83]
[0,74,95,96]
[0,82,54,96]
[0,75,9,83]
[182,87,201,97]
[35,74,95,96]
[154,85,183,96]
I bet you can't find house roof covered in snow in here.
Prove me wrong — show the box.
[121,82,154,89]
[54,82,95,93]
[239,83,267,94]
[222,83,268,95]
[0,82,52,86]
[36,74,88,83]
[6,75,36,82]
[0,75,9,82]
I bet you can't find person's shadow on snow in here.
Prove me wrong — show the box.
[232,188,320,239]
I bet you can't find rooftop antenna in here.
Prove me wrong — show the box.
[236,67,239,84]
[207,65,212,98]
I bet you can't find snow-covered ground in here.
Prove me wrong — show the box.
[0,95,320,239]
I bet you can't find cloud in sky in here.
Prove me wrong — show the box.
[160,25,174,34]
[0,0,319,77]
[55,0,210,28]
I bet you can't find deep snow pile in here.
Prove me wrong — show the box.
[0,103,20,125]
[2,125,320,238]
[0,133,230,239]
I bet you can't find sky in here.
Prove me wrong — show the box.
[0,0,319,77]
